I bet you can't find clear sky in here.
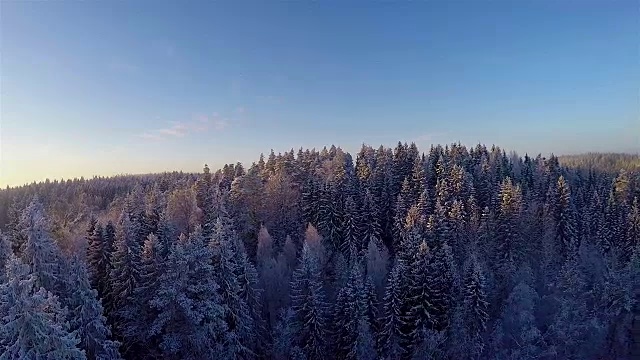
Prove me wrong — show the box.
[1,1,638,187]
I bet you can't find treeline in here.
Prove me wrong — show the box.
[558,152,640,173]
[0,143,639,359]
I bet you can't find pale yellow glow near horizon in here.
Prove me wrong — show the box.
[1,143,107,187]
[0,142,206,188]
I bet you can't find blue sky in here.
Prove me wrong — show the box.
[1,1,638,186]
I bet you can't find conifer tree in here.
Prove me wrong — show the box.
[393,178,414,251]
[108,213,142,337]
[333,262,379,360]
[290,225,328,360]
[490,277,542,360]
[461,254,489,357]
[209,218,254,358]
[317,183,343,252]
[67,257,122,360]
[18,198,63,293]
[381,259,410,359]
[0,257,85,360]
[554,176,579,258]
[365,237,389,301]
[149,227,227,359]
[342,196,363,260]
[493,178,522,302]
[0,231,11,282]
[121,234,164,355]
[6,199,26,255]
[623,197,640,262]
[87,222,114,302]
[407,240,435,352]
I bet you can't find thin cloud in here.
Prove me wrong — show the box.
[139,112,238,141]
[156,122,188,137]
[213,118,229,131]
[138,132,164,141]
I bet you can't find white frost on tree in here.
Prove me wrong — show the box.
[0,256,85,360]
[67,256,122,360]
[290,225,328,360]
[149,226,227,359]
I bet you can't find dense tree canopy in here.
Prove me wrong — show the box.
[1,145,638,359]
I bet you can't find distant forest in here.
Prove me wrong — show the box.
[0,144,638,359]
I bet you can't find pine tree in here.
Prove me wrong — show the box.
[302,179,321,227]
[155,214,176,260]
[393,178,414,252]
[0,256,85,360]
[342,196,363,260]
[149,226,227,359]
[67,257,122,360]
[195,164,216,237]
[410,156,426,201]
[365,237,389,301]
[549,253,606,359]
[317,183,343,252]
[411,328,446,360]
[18,198,63,293]
[425,207,457,332]
[209,218,254,358]
[0,231,11,282]
[332,262,379,360]
[86,217,98,247]
[87,222,113,302]
[108,212,142,338]
[490,277,542,360]
[493,178,522,302]
[6,199,26,255]
[352,319,378,360]
[121,233,164,356]
[623,197,640,262]
[407,240,435,351]
[272,308,297,360]
[381,259,410,359]
[554,176,579,258]
[448,199,467,267]
[234,239,264,355]
[256,226,290,331]
[461,254,489,357]
[290,227,328,360]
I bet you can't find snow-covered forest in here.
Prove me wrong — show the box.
[1,143,638,359]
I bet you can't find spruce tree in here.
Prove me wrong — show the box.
[209,218,254,358]
[121,233,164,356]
[108,212,142,339]
[87,222,113,302]
[381,259,410,359]
[554,176,579,258]
[624,197,640,262]
[290,226,328,360]
[0,231,11,282]
[18,198,63,293]
[461,254,489,357]
[342,196,363,260]
[333,262,379,360]
[407,240,435,353]
[149,227,227,359]
[493,178,522,303]
[490,278,542,360]
[67,257,122,360]
[0,256,85,360]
